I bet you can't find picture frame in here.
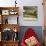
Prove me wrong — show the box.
[2,10,9,15]
[23,6,38,21]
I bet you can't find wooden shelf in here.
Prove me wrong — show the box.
[2,40,19,42]
[0,7,19,10]
[0,40,19,46]
[0,7,19,15]
[0,7,19,24]
[0,7,19,46]
[0,24,19,32]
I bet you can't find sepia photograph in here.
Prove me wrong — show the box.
[23,6,38,20]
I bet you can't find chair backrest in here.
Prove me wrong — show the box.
[21,28,41,46]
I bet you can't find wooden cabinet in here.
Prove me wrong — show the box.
[0,7,19,46]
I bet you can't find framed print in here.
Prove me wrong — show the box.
[2,10,9,15]
[23,6,38,20]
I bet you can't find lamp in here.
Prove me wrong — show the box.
[14,28,17,32]
[15,0,17,7]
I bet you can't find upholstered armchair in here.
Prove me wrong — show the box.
[21,28,41,46]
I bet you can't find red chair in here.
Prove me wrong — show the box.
[21,28,41,46]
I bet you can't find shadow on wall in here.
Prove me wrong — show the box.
[18,26,44,44]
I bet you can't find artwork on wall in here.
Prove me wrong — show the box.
[23,6,38,21]
[2,10,9,15]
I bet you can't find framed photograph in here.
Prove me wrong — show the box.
[2,10,9,15]
[23,6,38,20]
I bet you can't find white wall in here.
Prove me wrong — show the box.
[19,0,44,26]
[0,0,15,7]
[0,0,44,26]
